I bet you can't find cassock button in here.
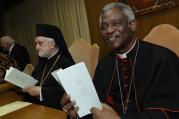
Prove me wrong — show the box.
[126,99,131,103]
[124,84,128,88]
[123,59,128,63]
[124,76,128,79]
[123,67,127,71]
[125,99,129,103]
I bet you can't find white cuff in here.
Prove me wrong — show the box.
[40,88,43,101]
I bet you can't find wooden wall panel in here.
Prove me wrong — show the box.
[136,6,179,39]
[85,1,179,59]
[0,15,5,37]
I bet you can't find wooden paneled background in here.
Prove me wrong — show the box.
[0,0,179,59]
[0,16,5,37]
[84,0,179,59]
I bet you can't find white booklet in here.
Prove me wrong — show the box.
[4,67,38,88]
[52,62,101,117]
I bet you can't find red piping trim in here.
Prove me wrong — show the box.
[130,58,140,112]
[161,110,170,119]
[146,107,179,112]
[106,64,116,97]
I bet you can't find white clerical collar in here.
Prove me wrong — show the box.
[117,40,137,59]
[9,43,15,55]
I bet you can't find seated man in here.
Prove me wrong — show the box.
[61,2,179,119]
[23,24,75,109]
[0,36,31,71]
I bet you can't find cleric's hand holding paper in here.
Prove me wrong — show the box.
[52,62,101,117]
[5,67,38,88]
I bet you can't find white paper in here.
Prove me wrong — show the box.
[53,62,101,117]
[0,101,31,116]
[4,67,38,88]
[51,68,63,87]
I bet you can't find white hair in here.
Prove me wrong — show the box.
[99,2,135,26]
[0,36,15,45]
[45,37,54,42]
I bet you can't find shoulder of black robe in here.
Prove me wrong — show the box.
[31,57,47,80]
[136,41,179,108]
[119,40,179,118]
[10,44,31,71]
[92,40,179,119]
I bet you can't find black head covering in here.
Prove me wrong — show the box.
[36,24,74,63]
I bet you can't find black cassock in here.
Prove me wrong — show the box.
[24,51,74,109]
[84,40,179,119]
[10,44,31,71]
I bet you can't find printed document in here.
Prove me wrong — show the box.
[52,62,101,117]
[4,67,38,88]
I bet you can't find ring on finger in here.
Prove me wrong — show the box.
[62,107,68,112]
